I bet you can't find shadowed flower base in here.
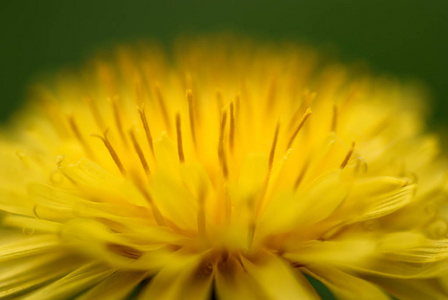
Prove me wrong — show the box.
[0,37,448,299]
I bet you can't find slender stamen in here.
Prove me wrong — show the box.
[248,221,256,249]
[288,91,316,130]
[68,115,92,156]
[331,103,338,132]
[176,113,185,163]
[92,129,126,175]
[137,106,154,157]
[340,141,356,169]
[155,83,171,131]
[268,122,280,171]
[218,111,229,178]
[254,124,281,218]
[229,102,235,153]
[287,108,312,149]
[186,90,197,148]
[129,129,151,175]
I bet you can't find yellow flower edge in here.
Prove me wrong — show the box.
[0,37,447,299]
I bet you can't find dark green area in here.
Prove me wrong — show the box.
[1,0,447,128]
[305,273,336,300]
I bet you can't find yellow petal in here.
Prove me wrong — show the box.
[344,256,448,279]
[236,153,268,207]
[215,256,269,300]
[0,253,84,299]
[153,132,181,179]
[367,277,448,300]
[339,233,448,278]
[138,255,212,300]
[30,183,153,225]
[296,169,350,226]
[61,219,181,271]
[60,159,149,207]
[259,170,349,236]
[149,172,197,231]
[0,234,60,263]
[305,264,389,300]
[77,271,148,300]
[0,188,34,216]
[378,232,448,263]
[22,263,113,300]
[241,254,320,300]
[1,214,61,234]
[284,238,375,267]
[344,176,416,223]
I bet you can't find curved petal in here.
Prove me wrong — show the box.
[283,238,375,267]
[0,234,60,263]
[330,176,415,225]
[215,254,319,300]
[215,256,268,300]
[342,233,448,278]
[0,253,84,299]
[242,254,320,300]
[366,277,448,300]
[305,264,389,300]
[22,263,113,300]
[77,271,147,300]
[138,255,212,300]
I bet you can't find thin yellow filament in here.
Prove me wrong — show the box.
[218,111,229,179]
[92,130,126,175]
[287,108,312,149]
[331,103,338,132]
[186,90,197,148]
[268,122,280,171]
[340,141,356,169]
[129,129,151,176]
[229,102,236,153]
[176,113,185,163]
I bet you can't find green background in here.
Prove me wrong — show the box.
[1,0,448,129]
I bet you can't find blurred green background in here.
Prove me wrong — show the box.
[1,0,447,130]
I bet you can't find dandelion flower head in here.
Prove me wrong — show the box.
[1,37,448,299]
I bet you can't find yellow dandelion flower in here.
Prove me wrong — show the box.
[1,37,448,299]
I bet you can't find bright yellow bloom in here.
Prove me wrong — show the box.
[1,37,448,299]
